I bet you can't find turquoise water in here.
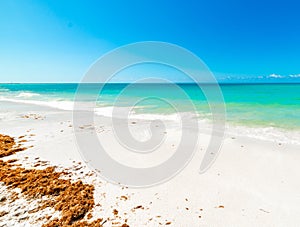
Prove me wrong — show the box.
[0,83,299,130]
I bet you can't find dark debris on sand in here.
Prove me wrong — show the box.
[0,134,130,227]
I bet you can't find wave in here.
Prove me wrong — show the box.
[94,107,300,145]
[226,124,300,145]
[0,88,10,92]
[0,96,192,121]
[0,97,74,111]
[0,96,184,121]
[94,106,183,121]
[16,92,41,98]
[0,96,299,145]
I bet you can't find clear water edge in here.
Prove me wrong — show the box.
[0,83,299,145]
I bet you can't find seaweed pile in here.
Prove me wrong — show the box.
[0,134,127,226]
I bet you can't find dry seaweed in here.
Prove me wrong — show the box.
[0,134,108,226]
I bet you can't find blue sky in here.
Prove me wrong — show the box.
[0,0,300,83]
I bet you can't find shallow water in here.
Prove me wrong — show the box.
[0,83,299,131]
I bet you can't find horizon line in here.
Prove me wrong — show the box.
[1,82,300,85]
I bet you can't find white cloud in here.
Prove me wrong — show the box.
[268,73,284,78]
[289,74,300,78]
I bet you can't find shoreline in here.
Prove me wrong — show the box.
[1,99,299,146]
[0,101,300,226]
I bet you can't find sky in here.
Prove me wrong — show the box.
[0,0,300,83]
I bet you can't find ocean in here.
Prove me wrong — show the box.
[0,83,299,144]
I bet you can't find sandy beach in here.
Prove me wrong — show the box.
[2,0,300,226]
[0,101,299,226]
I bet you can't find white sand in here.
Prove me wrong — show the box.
[0,101,300,227]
